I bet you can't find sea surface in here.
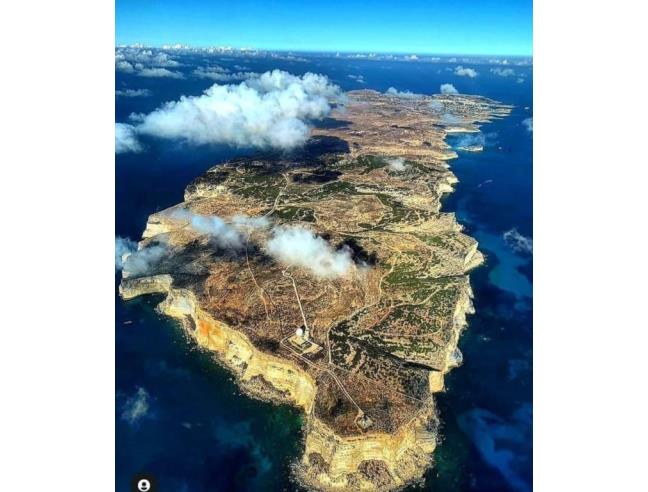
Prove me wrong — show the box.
[116,54,532,492]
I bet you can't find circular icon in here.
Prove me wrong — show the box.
[137,479,151,492]
[131,473,157,492]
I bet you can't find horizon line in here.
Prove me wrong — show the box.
[115,43,533,59]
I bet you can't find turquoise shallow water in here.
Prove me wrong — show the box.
[116,54,532,491]
[476,231,532,300]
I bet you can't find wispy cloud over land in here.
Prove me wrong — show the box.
[385,87,423,99]
[166,209,270,249]
[385,157,409,172]
[115,70,342,153]
[115,236,168,275]
[266,226,353,279]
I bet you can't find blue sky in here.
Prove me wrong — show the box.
[116,0,532,56]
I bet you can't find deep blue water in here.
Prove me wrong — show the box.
[116,54,532,492]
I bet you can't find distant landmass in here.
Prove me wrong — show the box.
[119,90,511,490]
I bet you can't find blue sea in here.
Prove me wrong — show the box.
[116,53,532,492]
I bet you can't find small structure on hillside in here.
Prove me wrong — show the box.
[286,326,323,357]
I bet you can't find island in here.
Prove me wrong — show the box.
[119,90,511,491]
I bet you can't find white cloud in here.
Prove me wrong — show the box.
[116,237,168,276]
[385,157,409,172]
[347,74,366,84]
[193,66,258,82]
[168,209,242,248]
[503,228,533,254]
[115,123,143,154]
[115,88,152,97]
[167,209,270,249]
[491,67,516,77]
[115,236,137,269]
[231,214,271,230]
[522,117,533,133]
[385,87,422,99]
[115,47,180,68]
[117,70,341,153]
[121,387,151,426]
[454,66,478,78]
[116,61,135,73]
[115,47,183,78]
[440,83,459,95]
[138,68,184,79]
[266,226,353,279]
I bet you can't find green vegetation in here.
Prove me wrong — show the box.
[272,206,316,223]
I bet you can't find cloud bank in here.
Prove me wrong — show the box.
[266,226,353,279]
[454,66,478,78]
[116,70,341,153]
[440,83,459,95]
[115,47,184,78]
[116,48,180,68]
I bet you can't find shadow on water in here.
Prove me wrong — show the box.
[116,285,306,492]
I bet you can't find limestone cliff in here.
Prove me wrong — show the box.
[119,90,510,490]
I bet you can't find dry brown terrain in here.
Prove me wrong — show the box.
[120,90,511,491]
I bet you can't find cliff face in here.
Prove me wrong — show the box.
[120,277,444,490]
[118,90,510,491]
